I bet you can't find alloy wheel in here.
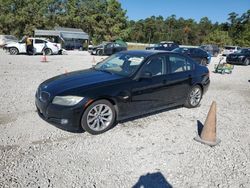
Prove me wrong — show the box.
[9,48,18,55]
[189,87,202,107]
[87,104,113,132]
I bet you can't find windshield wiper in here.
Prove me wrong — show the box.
[94,68,113,75]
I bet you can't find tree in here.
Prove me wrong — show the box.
[203,30,232,47]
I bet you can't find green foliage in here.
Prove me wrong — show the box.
[0,0,249,47]
[203,30,232,47]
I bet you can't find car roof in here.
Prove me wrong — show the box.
[118,50,183,57]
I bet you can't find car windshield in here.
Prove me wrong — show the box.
[94,53,145,76]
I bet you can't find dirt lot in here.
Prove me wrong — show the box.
[0,49,249,188]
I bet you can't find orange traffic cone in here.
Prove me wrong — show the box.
[41,51,48,63]
[194,101,221,146]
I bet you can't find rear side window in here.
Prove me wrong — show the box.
[168,55,193,73]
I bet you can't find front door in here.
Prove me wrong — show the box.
[34,39,46,54]
[128,55,169,117]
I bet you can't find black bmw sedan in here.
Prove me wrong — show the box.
[172,47,211,65]
[90,42,127,56]
[35,50,210,134]
[226,48,250,66]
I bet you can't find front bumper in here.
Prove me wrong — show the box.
[35,97,88,131]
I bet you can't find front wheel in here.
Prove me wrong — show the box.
[244,58,249,66]
[81,100,116,135]
[97,49,103,56]
[9,47,19,55]
[184,85,203,108]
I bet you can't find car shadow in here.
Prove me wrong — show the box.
[132,172,172,188]
[41,105,183,134]
[197,120,204,136]
[118,105,183,125]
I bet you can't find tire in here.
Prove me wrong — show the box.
[184,85,203,108]
[9,47,19,55]
[201,58,208,66]
[81,99,116,135]
[97,49,103,56]
[243,58,249,66]
[44,48,52,55]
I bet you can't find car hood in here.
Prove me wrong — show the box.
[40,69,124,95]
[5,42,19,47]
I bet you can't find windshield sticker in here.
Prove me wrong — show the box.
[129,57,144,65]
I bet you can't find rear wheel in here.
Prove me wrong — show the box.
[9,47,19,55]
[81,100,116,135]
[184,85,203,108]
[44,48,52,55]
[243,58,249,66]
[201,58,208,66]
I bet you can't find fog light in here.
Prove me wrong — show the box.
[61,119,68,125]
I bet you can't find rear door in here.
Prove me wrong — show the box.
[164,54,194,104]
[34,39,46,53]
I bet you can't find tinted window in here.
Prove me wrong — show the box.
[168,55,192,73]
[225,46,236,50]
[35,39,46,44]
[197,49,207,56]
[106,43,114,48]
[142,56,164,76]
[114,43,121,47]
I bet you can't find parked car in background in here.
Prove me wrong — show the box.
[5,38,62,55]
[146,41,179,51]
[0,35,18,47]
[200,44,220,57]
[35,50,210,134]
[172,47,211,65]
[226,48,250,66]
[90,41,127,56]
[222,46,240,56]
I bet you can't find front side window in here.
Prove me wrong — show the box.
[168,55,192,73]
[141,56,164,77]
[35,39,46,44]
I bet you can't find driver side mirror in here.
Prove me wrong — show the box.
[140,71,152,79]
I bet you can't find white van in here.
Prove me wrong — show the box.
[222,46,240,56]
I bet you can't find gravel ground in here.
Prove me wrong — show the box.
[0,49,249,188]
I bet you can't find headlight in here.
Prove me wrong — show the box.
[52,96,84,106]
